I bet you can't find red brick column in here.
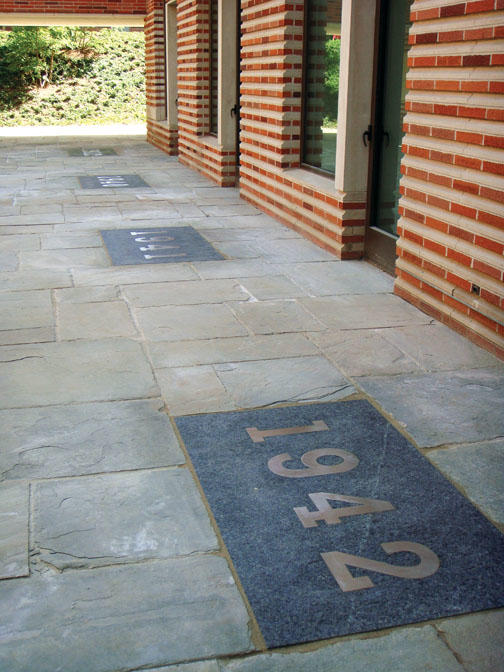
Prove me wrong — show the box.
[238,0,363,258]
[145,0,178,154]
[174,0,236,186]
[396,0,504,358]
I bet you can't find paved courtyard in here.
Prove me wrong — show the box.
[0,131,503,672]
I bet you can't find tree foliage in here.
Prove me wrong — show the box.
[324,37,341,123]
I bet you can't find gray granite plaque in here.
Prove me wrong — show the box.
[78,175,149,189]
[68,148,118,157]
[100,227,225,265]
[175,400,504,648]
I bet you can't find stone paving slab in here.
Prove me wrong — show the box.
[308,330,423,377]
[230,300,326,335]
[256,238,336,263]
[436,610,504,672]
[239,275,309,300]
[0,555,253,672]
[0,326,55,346]
[57,301,138,340]
[54,285,120,304]
[0,480,28,579]
[219,625,464,672]
[73,264,198,286]
[214,356,354,409]
[0,250,19,271]
[381,324,503,372]
[156,366,237,415]
[192,260,281,279]
[0,339,159,408]
[137,304,249,342]
[0,269,72,291]
[33,468,218,569]
[19,248,109,270]
[299,294,433,329]
[0,234,41,252]
[359,368,504,447]
[122,279,249,306]
[427,440,504,525]
[148,334,319,368]
[0,289,53,331]
[280,260,395,295]
[41,232,103,249]
[0,399,184,481]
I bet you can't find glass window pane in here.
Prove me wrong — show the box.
[303,0,342,175]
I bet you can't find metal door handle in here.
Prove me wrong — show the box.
[231,104,239,117]
[362,125,372,147]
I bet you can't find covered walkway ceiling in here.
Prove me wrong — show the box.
[0,13,144,26]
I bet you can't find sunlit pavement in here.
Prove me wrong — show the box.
[0,132,502,672]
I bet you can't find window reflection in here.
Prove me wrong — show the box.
[303,0,342,175]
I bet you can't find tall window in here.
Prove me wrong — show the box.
[302,0,342,175]
[209,0,218,135]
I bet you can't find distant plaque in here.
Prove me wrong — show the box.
[100,226,225,265]
[78,175,149,189]
[68,148,118,157]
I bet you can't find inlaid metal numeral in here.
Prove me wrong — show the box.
[294,492,395,527]
[321,541,440,592]
[246,420,329,443]
[268,448,359,478]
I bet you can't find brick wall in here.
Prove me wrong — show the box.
[0,0,146,13]
[396,0,504,358]
[168,0,236,187]
[238,0,365,258]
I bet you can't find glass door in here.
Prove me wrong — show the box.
[365,0,412,274]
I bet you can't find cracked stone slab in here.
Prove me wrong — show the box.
[0,555,253,672]
[220,625,464,672]
[427,440,504,525]
[299,293,433,329]
[156,366,236,415]
[280,260,395,295]
[436,610,504,672]
[33,468,218,569]
[136,304,249,342]
[57,301,138,340]
[122,279,249,307]
[0,399,184,481]
[214,356,354,408]
[148,334,319,368]
[0,326,55,346]
[0,339,159,408]
[230,300,326,335]
[308,330,422,377]
[380,323,503,372]
[239,275,309,300]
[358,368,504,447]
[143,664,219,672]
[0,480,29,578]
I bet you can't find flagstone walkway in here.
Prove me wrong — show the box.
[0,133,503,672]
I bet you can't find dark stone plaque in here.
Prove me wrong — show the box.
[78,175,149,189]
[100,226,225,265]
[68,148,118,157]
[175,401,504,648]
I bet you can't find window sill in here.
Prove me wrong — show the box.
[283,166,343,200]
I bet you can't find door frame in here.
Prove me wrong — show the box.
[364,0,399,276]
